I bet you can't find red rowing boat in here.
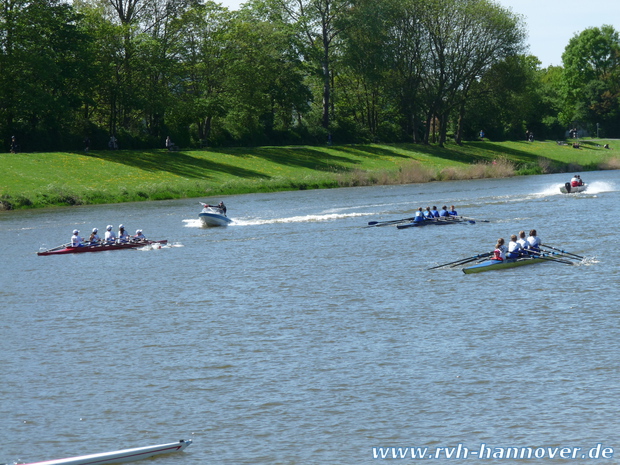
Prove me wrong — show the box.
[37,240,168,256]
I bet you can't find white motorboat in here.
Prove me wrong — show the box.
[21,439,192,465]
[199,203,232,227]
[560,182,587,194]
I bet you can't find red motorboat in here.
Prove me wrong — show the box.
[37,240,167,256]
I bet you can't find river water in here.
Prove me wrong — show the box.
[1,171,619,464]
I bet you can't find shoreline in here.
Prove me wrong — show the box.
[1,140,618,211]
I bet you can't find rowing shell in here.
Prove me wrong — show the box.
[463,255,567,274]
[21,439,192,465]
[37,240,167,256]
[396,218,472,229]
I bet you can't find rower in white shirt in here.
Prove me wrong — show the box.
[118,224,130,242]
[89,228,100,243]
[507,234,523,258]
[70,229,83,247]
[104,225,116,243]
[134,229,146,241]
[526,229,541,251]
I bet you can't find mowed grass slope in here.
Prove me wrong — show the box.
[1,139,618,210]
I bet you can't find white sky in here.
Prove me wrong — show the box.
[216,0,619,68]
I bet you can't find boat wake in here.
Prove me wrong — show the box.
[136,242,183,251]
[184,212,369,227]
[537,181,616,196]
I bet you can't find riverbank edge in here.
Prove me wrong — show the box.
[1,140,618,211]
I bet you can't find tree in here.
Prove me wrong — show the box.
[561,25,620,137]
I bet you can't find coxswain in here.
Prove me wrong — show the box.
[439,206,450,217]
[526,229,541,251]
[431,206,440,218]
[449,205,458,216]
[89,228,100,243]
[118,224,130,242]
[507,234,523,258]
[134,229,146,241]
[492,238,507,261]
[70,229,83,247]
[104,225,116,243]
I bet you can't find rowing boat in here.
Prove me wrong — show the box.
[21,439,192,465]
[396,217,473,229]
[37,240,167,256]
[463,255,568,274]
[560,182,587,194]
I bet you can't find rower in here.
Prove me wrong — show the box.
[449,205,458,216]
[492,238,507,261]
[118,224,130,242]
[439,206,450,217]
[507,234,523,258]
[413,207,425,222]
[527,229,541,251]
[430,206,440,218]
[104,225,117,243]
[424,206,433,219]
[517,230,528,252]
[89,228,101,243]
[70,229,83,247]
[134,229,146,241]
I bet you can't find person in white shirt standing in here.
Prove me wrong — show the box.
[70,229,83,247]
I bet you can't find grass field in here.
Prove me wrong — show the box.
[1,138,618,210]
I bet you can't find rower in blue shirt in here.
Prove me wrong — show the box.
[439,206,450,217]
[424,207,433,219]
[431,206,440,218]
[413,207,425,222]
[449,205,458,216]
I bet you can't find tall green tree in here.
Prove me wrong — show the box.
[561,25,620,137]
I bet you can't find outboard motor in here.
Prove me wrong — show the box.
[564,182,571,193]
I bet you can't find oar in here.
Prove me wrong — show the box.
[540,244,584,260]
[428,252,492,270]
[367,217,415,227]
[535,254,575,265]
[459,216,490,223]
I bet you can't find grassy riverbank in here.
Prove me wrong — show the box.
[1,138,618,210]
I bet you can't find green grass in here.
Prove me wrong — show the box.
[1,138,618,210]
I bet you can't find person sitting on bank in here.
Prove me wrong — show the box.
[492,238,507,261]
[507,234,523,258]
[71,229,84,247]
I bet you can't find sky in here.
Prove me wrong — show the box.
[216,0,618,68]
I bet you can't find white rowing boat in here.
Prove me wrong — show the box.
[20,439,192,465]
